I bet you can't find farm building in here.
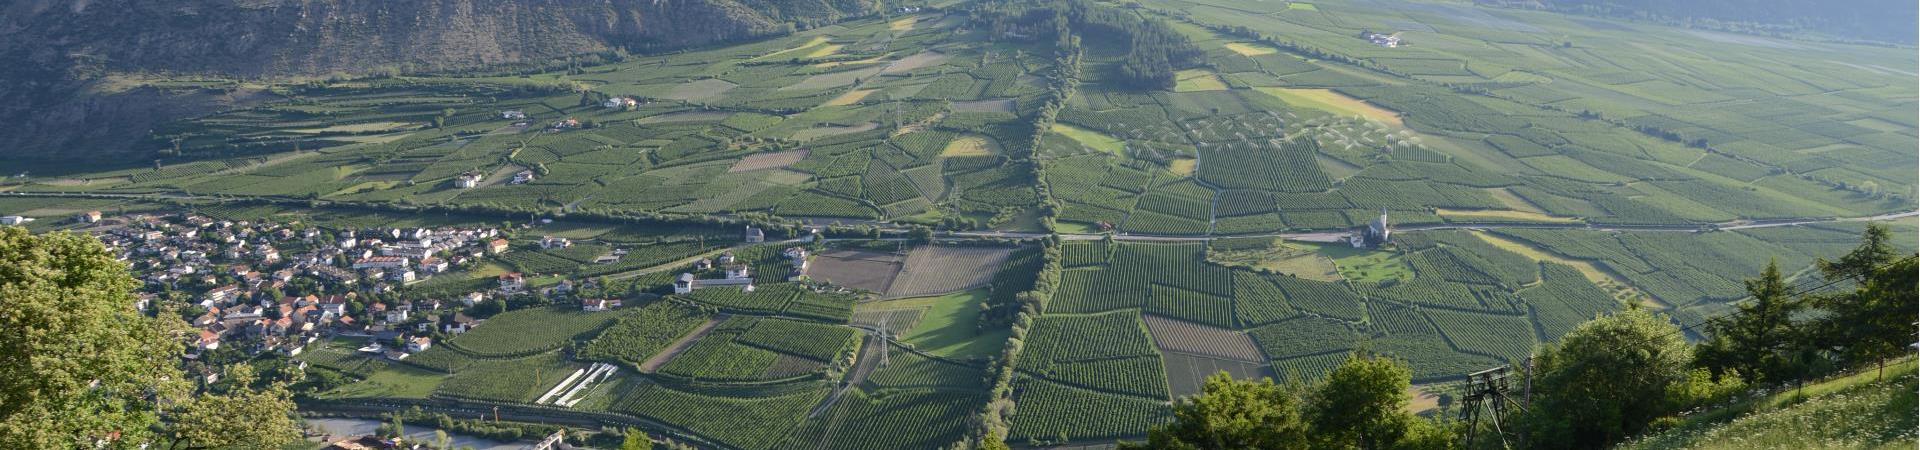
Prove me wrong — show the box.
[744,225,766,243]
[784,247,810,281]
[603,97,640,110]
[581,298,622,312]
[725,264,751,279]
[454,172,483,188]
[673,272,756,294]
[1359,30,1402,47]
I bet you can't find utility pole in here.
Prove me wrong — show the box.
[1460,365,1524,449]
[1520,355,1535,448]
[877,315,891,368]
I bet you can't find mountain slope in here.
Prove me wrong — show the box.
[0,0,878,161]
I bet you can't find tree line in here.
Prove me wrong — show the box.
[970,0,1203,90]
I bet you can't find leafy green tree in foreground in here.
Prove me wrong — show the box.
[164,364,300,449]
[1524,309,1690,449]
[0,228,190,448]
[1123,356,1453,450]
[1121,372,1309,450]
[1308,354,1451,450]
[0,229,300,448]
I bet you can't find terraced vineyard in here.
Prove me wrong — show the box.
[17,0,1916,448]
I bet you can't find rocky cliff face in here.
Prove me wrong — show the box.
[0,0,877,160]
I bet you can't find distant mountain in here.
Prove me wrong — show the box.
[0,0,879,161]
[1493,0,1917,44]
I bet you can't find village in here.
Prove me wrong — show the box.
[61,211,795,384]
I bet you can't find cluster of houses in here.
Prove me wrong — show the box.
[81,212,522,359]
[49,210,810,384]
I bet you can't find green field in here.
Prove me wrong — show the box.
[315,365,446,400]
[898,290,1009,358]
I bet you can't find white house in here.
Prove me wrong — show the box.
[674,272,755,294]
[498,273,526,292]
[603,97,640,110]
[581,298,622,312]
[454,173,484,189]
[406,337,433,353]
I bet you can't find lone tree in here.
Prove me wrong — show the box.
[1121,372,1309,450]
[1696,260,1804,384]
[1524,309,1691,448]
[1810,223,1916,378]
[1307,354,1428,450]
[0,228,190,447]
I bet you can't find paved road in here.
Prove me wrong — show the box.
[944,210,1920,242]
[6,190,1911,243]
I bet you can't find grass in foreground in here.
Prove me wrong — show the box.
[1620,359,1917,450]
